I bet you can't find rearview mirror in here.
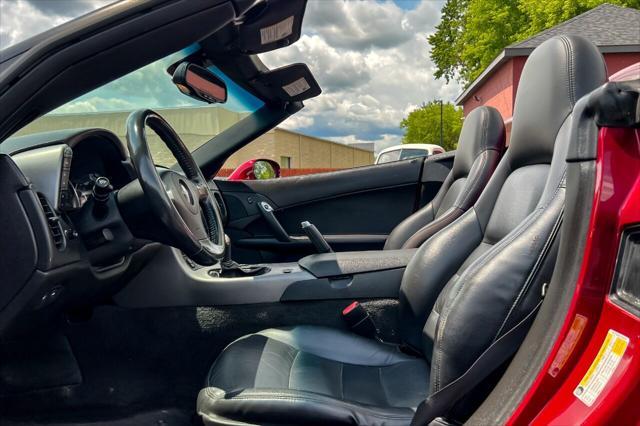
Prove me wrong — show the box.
[172,62,227,104]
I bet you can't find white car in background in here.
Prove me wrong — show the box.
[375,143,445,164]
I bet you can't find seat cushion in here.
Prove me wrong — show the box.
[197,325,429,425]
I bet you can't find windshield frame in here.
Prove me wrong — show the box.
[7,46,272,167]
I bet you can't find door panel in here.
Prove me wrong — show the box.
[237,157,424,207]
[216,155,453,263]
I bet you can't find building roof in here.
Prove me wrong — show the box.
[456,4,640,105]
[510,4,640,49]
[349,142,376,152]
[272,127,375,153]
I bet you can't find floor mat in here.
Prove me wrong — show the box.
[1,300,400,422]
[1,408,193,426]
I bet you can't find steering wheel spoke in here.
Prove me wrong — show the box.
[193,179,210,201]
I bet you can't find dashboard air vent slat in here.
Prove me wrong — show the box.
[37,193,65,250]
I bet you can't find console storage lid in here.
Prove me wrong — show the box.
[298,249,417,278]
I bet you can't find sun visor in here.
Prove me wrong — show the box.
[253,64,321,102]
[236,0,307,54]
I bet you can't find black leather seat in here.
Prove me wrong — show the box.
[384,106,505,250]
[198,326,429,425]
[197,36,607,426]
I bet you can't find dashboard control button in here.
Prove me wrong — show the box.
[35,286,64,309]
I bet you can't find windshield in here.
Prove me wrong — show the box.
[400,148,428,160]
[13,49,264,166]
[376,149,401,164]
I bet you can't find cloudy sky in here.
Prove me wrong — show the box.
[0,0,461,151]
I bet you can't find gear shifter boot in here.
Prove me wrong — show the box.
[220,235,270,277]
[220,259,270,276]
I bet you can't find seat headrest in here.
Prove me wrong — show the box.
[451,105,505,177]
[508,35,607,169]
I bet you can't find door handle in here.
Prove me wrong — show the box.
[258,201,290,242]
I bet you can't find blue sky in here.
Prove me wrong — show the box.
[0,0,461,152]
[392,0,423,10]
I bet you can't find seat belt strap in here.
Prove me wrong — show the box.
[410,299,543,426]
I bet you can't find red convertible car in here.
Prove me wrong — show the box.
[0,1,638,425]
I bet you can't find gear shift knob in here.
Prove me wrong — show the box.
[92,176,112,203]
[92,176,112,218]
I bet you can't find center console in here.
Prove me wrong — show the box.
[114,245,417,308]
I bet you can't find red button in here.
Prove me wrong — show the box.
[342,301,359,315]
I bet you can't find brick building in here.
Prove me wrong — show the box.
[221,128,374,175]
[456,4,640,140]
[15,106,374,174]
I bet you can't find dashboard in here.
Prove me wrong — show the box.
[0,127,230,336]
[0,129,145,335]
[9,129,132,213]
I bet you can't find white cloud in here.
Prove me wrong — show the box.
[53,96,137,114]
[26,0,112,16]
[261,0,461,151]
[0,0,113,50]
[303,0,440,50]
[280,113,315,130]
[328,133,403,154]
[0,0,462,152]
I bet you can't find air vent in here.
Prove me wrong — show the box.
[37,193,65,250]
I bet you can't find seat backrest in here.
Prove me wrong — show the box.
[384,106,505,250]
[396,36,607,393]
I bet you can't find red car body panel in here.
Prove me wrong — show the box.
[226,158,281,180]
[508,125,640,425]
[226,158,259,180]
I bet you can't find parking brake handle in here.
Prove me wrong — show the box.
[301,221,333,253]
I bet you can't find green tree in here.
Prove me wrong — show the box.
[429,0,640,86]
[429,0,468,83]
[400,101,464,151]
[459,0,528,83]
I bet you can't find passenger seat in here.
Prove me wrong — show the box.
[384,106,505,250]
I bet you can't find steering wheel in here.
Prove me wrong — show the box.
[125,109,225,265]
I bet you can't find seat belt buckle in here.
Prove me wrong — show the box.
[342,301,378,339]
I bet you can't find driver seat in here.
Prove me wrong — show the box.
[197,36,606,426]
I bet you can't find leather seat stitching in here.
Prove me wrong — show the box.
[206,334,265,387]
[214,393,414,420]
[456,153,484,209]
[560,36,576,106]
[457,150,493,209]
[481,106,489,152]
[401,207,462,249]
[434,201,547,391]
[378,366,389,407]
[339,361,345,400]
[493,180,565,341]
[288,349,300,389]
[435,166,567,390]
[204,387,415,419]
